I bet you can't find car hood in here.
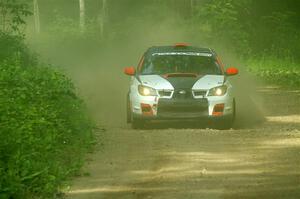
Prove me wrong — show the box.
[139,75,225,90]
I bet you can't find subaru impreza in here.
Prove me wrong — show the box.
[124,43,238,129]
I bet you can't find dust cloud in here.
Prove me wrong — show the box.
[26,4,265,130]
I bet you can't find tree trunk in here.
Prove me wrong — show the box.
[79,0,85,32]
[191,0,194,17]
[33,0,40,34]
[100,0,107,39]
[0,2,8,32]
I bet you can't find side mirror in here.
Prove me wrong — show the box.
[226,67,239,76]
[124,67,136,76]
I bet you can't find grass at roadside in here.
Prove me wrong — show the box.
[246,56,300,87]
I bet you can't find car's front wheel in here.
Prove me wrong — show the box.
[127,97,146,129]
[131,118,146,129]
[127,96,132,124]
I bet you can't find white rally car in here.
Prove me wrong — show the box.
[124,44,239,129]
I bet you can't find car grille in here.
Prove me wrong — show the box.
[158,90,173,98]
[173,89,193,99]
[158,89,208,99]
[157,98,209,118]
[193,90,207,97]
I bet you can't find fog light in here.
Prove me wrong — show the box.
[213,104,225,116]
[141,103,153,116]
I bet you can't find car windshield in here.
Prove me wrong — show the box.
[140,54,223,75]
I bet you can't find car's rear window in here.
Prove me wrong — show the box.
[140,52,223,75]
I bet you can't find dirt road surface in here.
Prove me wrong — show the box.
[63,56,300,199]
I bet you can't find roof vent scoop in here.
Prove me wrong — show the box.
[174,43,189,47]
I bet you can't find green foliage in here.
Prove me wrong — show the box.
[192,0,300,59]
[0,3,95,196]
[0,31,37,66]
[257,11,300,58]
[194,0,251,55]
[0,0,32,34]
[191,0,300,86]
[0,58,94,198]
[247,56,300,87]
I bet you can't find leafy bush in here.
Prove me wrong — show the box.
[0,32,37,67]
[0,58,94,198]
[0,1,95,198]
[191,0,300,87]
[193,0,251,56]
[247,56,300,87]
[0,0,31,34]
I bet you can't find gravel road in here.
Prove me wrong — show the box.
[64,61,300,199]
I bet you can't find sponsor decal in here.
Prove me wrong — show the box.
[179,90,187,95]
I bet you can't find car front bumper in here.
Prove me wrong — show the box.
[131,95,234,121]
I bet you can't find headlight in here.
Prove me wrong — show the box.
[138,85,157,96]
[208,85,227,96]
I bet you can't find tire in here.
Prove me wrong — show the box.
[127,95,146,129]
[215,117,234,130]
[131,118,146,129]
[126,96,132,124]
